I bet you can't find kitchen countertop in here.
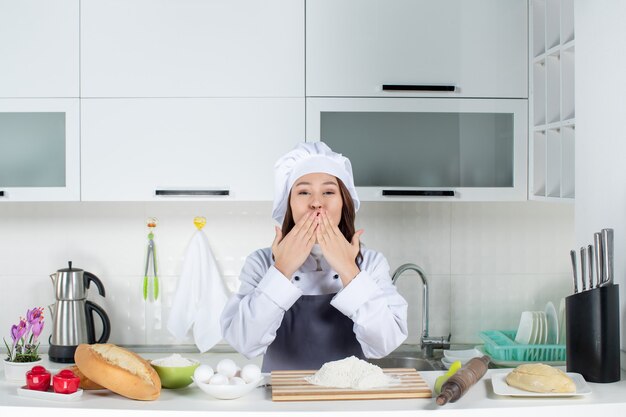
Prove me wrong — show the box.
[2,352,626,417]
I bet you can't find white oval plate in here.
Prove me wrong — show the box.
[193,376,265,400]
[491,372,591,397]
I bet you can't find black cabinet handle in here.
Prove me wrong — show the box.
[382,190,455,197]
[0,190,4,197]
[382,84,456,92]
[155,189,230,196]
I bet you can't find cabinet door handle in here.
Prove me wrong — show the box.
[382,84,456,92]
[0,190,4,197]
[155,189,230,196]
[382,190,455,197]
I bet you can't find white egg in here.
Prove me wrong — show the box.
[229,376,246,385]
[193,364,214,383]
[240,364,261,383]
[216,359,237,378]
[209,373,229,385]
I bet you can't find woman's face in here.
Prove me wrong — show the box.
[289,172,343,228]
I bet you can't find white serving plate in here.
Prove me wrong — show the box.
[17,386,83,401]
[193,376,266,400]
[491,372,591,397]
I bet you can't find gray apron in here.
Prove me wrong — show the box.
[262,285,365,372]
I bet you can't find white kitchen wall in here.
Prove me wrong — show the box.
[575,0,626,368]
[0,201,573,351]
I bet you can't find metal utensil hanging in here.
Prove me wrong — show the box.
[143,217,159,301]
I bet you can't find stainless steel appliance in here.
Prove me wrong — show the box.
[48,262,111,363]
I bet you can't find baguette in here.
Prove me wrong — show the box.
[66,365,105,390]
[506,363,576,393]
[74,343,161,400]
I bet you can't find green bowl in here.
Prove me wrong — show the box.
[151,360,200,389]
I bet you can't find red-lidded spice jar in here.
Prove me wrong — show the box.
[52,369,80,394]
[26,366,51,391]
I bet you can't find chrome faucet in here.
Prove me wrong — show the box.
[391,263,450,357]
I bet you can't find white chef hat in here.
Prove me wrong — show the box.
[272,141,360,224]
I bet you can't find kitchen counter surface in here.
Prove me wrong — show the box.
[2,352,626,417]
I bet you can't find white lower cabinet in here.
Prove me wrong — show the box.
[80,98,304,201]
[0,99,80,201]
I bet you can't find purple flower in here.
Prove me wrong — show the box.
[27,307,44,337]
[31,320,44,342]
[11,319,27,342]
[26,308,42,324]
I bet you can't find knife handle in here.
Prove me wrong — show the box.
[594,232,604,287]
[570,250,578,293]
[587,245,593,290]
[580,247,587,291]
[601,228,614,286]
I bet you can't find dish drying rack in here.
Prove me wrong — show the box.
[479,330,566,362]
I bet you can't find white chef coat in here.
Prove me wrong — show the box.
[220,246,408,359]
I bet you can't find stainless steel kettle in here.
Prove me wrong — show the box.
[48,261,111,363]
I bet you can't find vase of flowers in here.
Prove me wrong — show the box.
[3,307,45,382]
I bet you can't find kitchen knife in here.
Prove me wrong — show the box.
[594,232,604,288]
[587,245,593,290]
[601,228,614,286]
[570,249,578,293]
[580,247,587,291]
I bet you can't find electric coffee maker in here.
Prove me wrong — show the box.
[48,262,111,363]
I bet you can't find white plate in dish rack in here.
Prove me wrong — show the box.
[491,372,591,397]
[545,301,559,345]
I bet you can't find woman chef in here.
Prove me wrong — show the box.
[220,142,408,371]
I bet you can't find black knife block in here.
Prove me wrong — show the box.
[565,284,621,383]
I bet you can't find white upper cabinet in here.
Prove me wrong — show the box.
[0,0,79,97]
[306,0,527,98]
[0,99,80,201]
[81,0,304,98]
[81,98,304,201]
[307,97,528,201]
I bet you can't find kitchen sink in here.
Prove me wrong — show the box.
[367,356,443,371]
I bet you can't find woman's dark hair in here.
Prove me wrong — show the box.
[281,177,363,267]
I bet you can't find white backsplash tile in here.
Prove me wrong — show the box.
[450,202,575,275]
[0,201,574,349]
[450,273,571,343]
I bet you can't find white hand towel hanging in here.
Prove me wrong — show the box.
[167,229,230,352]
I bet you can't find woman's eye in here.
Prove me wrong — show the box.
[323,191,336,195]
[298,191,310,195]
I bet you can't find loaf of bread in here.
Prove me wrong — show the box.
[506,363,576,393]
[74,343,161,400]
[66,365,105,390]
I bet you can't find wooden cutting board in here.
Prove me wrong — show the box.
[271,368,432,401]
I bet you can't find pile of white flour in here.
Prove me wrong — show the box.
[305,356,392,389]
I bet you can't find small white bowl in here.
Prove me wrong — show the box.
[443,348,482,361]
[193,376,264,400]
